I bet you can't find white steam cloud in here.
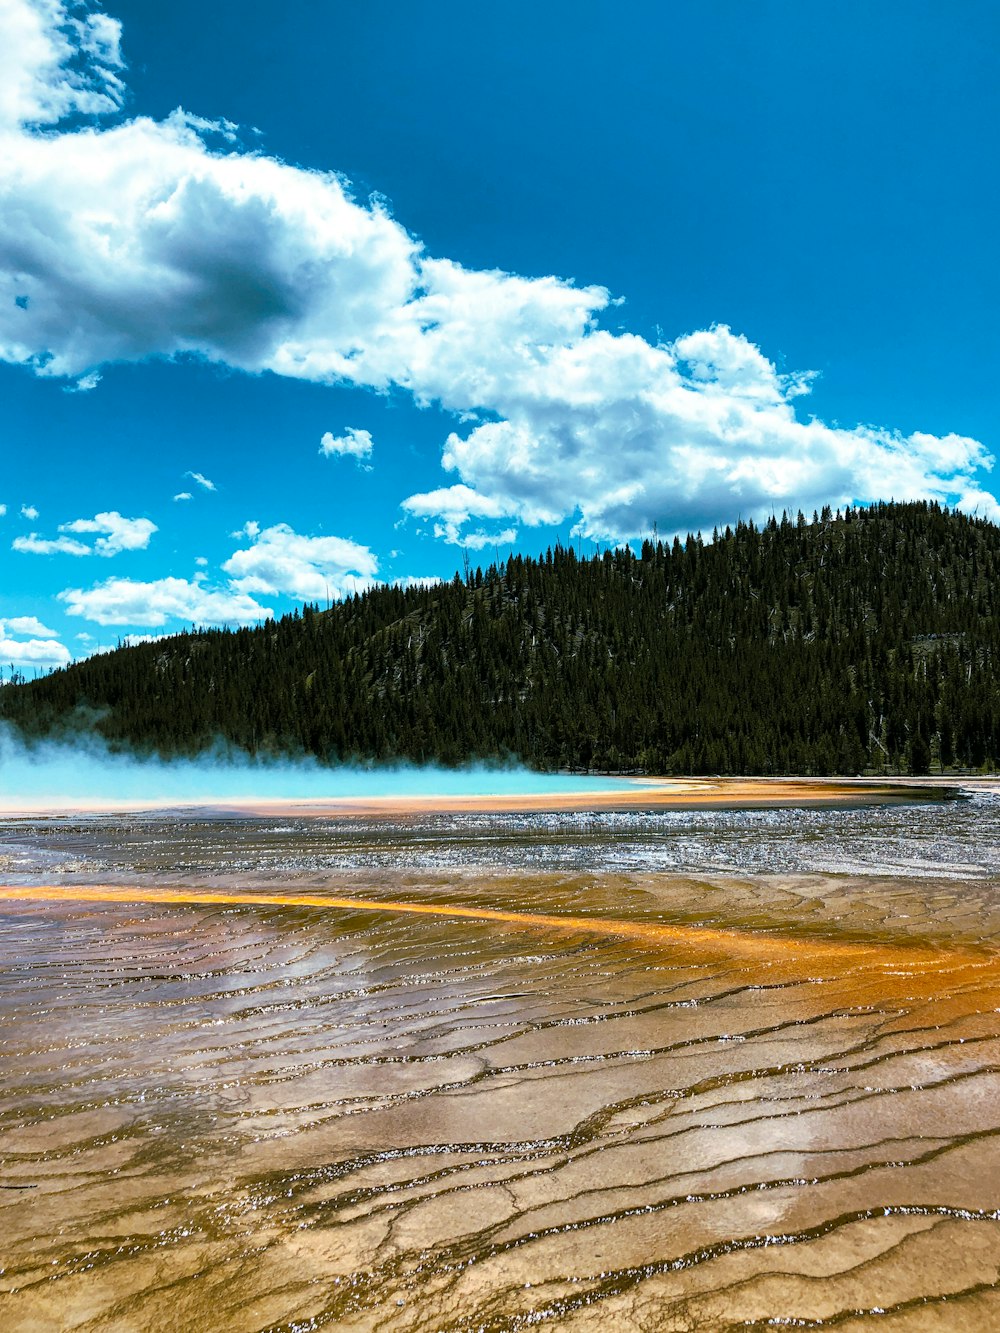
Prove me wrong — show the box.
[0,723,630,809]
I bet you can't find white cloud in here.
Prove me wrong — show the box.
[222,523,378,601]
[13,531,90,555]
[320,427,373,465]
[0,0,123,132]
[393,575,443,590]
[0,0,995,543]
[0,613,70,667]
[21,504,39,520]
[57,518,380,630]
[3,614,58,636]
[400,483,518,546]
[401,483,509,524]
[0,504,6,516]
[173,491,192,502]
[13,510,156,557]
[60,509,156,555]
[0,633,71,667]
[404,325,996,541]
[58,575,271,627]
[120,631,180,646]
[951,486,1000,525]
[66,368,101,392]
[451,527,518,552]
[186,471,216,492]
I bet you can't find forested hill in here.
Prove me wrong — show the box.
[4,501,1000,775]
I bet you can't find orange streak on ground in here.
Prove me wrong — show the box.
[0,883,993,979]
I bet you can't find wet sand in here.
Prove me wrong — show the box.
[2,787,1000,1330]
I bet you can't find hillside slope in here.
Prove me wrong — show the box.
[4,502,1000,774]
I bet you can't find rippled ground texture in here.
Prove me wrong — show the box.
[4,793,1000,1331]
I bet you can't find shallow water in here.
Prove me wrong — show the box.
[3,792,1000,1330]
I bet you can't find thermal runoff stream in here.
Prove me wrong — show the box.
[3,784,1000,1330]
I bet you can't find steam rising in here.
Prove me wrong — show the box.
[0,724,632,808]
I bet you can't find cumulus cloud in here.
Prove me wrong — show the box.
[400,482,518,547]
[0,0,123,131]
[0,504,7,516]
[173,490,192,502]
[401,483,510,524]
[186,471,217,492]
[0,3,603,396]
[393,575,443,590]
[222,523,378,601]
[58,574,271,627]
[0,633,71,667]
[13,531,90,555]
[320,426,373,464]
[67,368,101,391]
[20,504,39,520]
[0,615,70,667]
[60,509,156,554]
[0,0,995,544]
[13,510,156,556]
[950,486,1000,524]
[410,325,997,541]
[5,614,58,636]
[451,527,518,552]
[119,631,182,647]
[57,519,380,627]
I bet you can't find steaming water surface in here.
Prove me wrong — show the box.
[3,791,1000,1329]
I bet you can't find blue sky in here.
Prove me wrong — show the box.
[1,0,998,671]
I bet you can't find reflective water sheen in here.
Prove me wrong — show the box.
[3,792,1000,1330]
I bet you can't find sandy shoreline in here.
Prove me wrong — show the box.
[0,774,984,818]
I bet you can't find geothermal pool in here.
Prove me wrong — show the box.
[3,785,1000,1330]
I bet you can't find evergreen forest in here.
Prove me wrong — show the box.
[4,501,1000,776]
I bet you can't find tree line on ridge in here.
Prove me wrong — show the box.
[3,501,1000,776]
